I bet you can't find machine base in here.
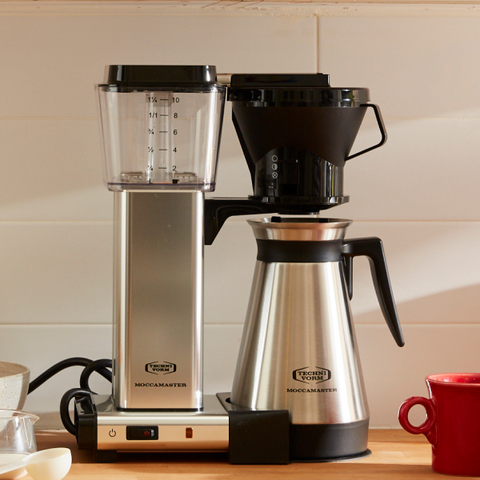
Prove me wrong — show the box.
[217,393,290,464]
[74,393,369,464]
[74,393,290,464]
[75,393,229,458]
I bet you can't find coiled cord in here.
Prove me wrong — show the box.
[28,357,112,436]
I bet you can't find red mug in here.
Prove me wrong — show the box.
[399,373,480,476]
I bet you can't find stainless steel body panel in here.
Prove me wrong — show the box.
[94,395,229,451]
[230,218,369,426]
[113,191,203,410]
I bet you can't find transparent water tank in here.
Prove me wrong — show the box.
[97,65,226,191]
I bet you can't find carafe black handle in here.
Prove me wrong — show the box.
[342,237,404,347]
[345,104,387,161]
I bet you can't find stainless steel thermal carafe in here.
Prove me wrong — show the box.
[230,217,404,460]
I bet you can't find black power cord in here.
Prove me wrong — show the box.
[28,357,112,436]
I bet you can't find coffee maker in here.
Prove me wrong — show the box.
[73,66,403,464]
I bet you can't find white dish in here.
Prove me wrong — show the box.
[0,454,27,480]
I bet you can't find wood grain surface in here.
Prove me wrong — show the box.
[29,429,465,480]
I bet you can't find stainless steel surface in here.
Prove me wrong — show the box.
[113,191,203,410]
[248,217,352,241]
[231,218,369,426]
[93,395,229,451]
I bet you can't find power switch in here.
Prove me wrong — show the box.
[126,426,159,441]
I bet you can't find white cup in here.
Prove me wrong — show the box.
[0,363,30,411]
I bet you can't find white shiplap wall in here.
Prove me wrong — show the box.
[0,2,479,430]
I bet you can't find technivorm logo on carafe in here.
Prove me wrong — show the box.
[287,366,337,393]
[293,366,331,384]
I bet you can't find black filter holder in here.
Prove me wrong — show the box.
[205,74,387,244]
[228,73,387,208]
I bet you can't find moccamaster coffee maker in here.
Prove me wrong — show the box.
[73,66,404,464]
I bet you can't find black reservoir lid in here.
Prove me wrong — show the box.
[228,73,369,107]
[101,65,219,87]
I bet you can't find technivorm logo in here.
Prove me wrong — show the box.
[293,366,331,384]
[145,361,176,375]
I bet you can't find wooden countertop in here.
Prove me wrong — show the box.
[31,428,461,479]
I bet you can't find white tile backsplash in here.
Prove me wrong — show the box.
[0,11,317,118]
[337,117,480,221]
[0,119,109,221]
[346,221,480,322]
[4,322,480,429]
[0,2,479,433]
[358,323,480,427]
[318,15,480,119]
[0,222,112,325]
[205,220,257,325]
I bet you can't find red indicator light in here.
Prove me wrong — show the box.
[144,430,150,437]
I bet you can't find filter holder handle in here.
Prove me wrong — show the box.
[342,237,404,346]
[346,104,387,161]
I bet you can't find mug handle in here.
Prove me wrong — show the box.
[398,396,438,446]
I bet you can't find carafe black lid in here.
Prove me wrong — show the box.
[228,73,369,107]
[101,65,219,86]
